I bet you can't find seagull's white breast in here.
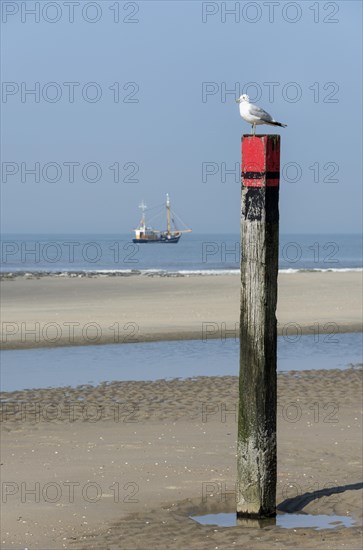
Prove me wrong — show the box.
[239,102,262,124]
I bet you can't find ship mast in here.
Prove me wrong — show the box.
[139,200,147,227]
[166,194,171,234]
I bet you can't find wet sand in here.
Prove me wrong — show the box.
[1,369,362,549]
[1,272,362,349]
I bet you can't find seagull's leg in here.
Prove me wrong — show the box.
[252,124,256,136]
[250,125,253,135]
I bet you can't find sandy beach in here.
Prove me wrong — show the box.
[1,272,362,349]
[1,368,362,549]
[1,272,362,548]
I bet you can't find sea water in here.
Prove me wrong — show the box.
[1,233,362,391]
[1,332,362,392]
[1,233,362,274]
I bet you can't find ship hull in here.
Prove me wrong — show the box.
[133,234,181,244]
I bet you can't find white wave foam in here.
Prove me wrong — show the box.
[279,268,363,274]
[1,267,362,278]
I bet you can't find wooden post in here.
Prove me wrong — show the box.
[237,134,280,518]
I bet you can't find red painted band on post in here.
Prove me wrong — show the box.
[241,135,280,188]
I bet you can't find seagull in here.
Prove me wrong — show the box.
[236,94,287,135]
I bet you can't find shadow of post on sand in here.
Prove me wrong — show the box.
[277,482,363,513]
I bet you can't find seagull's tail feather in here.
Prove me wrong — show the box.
[269,121,287,128]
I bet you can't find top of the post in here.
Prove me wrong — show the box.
[241,135,281,188]
[241,134,281,140]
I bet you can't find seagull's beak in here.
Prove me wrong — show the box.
[235,99,240,103]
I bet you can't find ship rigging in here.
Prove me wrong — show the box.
[132,194,192,244]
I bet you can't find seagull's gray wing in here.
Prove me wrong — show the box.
[249,103,273,122]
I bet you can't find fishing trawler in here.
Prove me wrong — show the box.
[132,194,192,244]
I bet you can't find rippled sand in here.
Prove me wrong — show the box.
[1,368,362,549]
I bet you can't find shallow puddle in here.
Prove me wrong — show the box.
[191,512,356,530]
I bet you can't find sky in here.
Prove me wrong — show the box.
[1,0,362,234]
